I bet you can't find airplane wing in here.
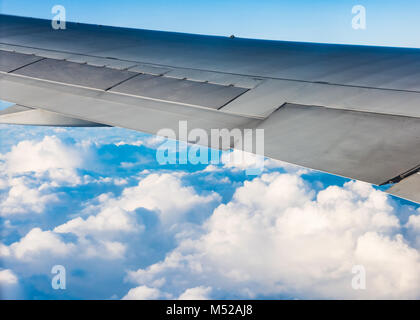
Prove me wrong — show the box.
[1,14,420,203]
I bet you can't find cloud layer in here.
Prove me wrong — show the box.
[126,174,420,299]
[0,128,419,300]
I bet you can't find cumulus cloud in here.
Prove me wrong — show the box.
[8,228,75,261]
[179,286,212,300]
[122,285,161,300]
[53,206,137,260]
[80,239,127,260]
[0,136,98,215]
[54,207,140,237]
[0,178,59,215]
[219,150,310,177]
[4,136,82,173]
[406,212,420,249]
[4,224,127,262]
[96,173,220,225]
[53,206,141,260]
[52,172,221,259]
[0,243,11,257]
[0,176,7,189]
[115,135,165,148]
[353,232,420,299]
[52,172,219,258]
[2,127,419,300]
[126,173,420,299]
[1,136,91,185]
[407,212,420,231]
[0,269,18,285]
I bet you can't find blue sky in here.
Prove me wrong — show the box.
[1,1,420,300]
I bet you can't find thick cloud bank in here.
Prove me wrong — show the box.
[126,173,420,299]
[0,131,419,299]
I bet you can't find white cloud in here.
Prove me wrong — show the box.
[9,228,75,261]
[115,140,144,147]
[52,172,219,259]
[179,286,212,300]
[406,212,420,249]
[4,136,83,174]
[122,285,161,300]
[2,129,419,300]
[54,207,140,237]
[0,243,11,257]
[0,178,59,215]
[48,172,220,262]
[221,150,308,175]
[0,269,18,285]
[221,150,268,171]
[54,173,220,250]
[201,165,222,173]
[145,136,166,148]
[353,232,420,299]
[99,173,220,225]
[114,178,128,186]
[81,239,127,260]
[6,222,129,262]
[1,136,93,186]
[115,135,164,148]
[0,136,97,215]
[0,176,7,189]
[126,173,420,299]
[53,206,140,260]
[407,213,420,231]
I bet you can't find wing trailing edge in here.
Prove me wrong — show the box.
[0,104,106,127]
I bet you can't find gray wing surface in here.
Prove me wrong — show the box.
[1,14,420,203]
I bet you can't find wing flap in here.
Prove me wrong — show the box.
[221,79,420,118]
[258,103,420,186]
[2,50,249,110]
[109,73,248,109]
[387,173,420,204]
[12,56,138,91]
[0,50,43,72]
